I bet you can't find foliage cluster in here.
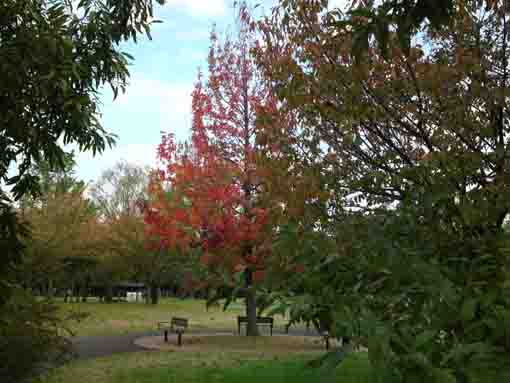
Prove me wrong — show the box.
[3,0,510,382]
[252,0,510,382]
[1,0,164,381]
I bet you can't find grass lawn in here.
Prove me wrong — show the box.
[44,297,376,383]
[59,297,294,337]
[47,298,507,383]
[35,350,373,383]
[113,354,373,383]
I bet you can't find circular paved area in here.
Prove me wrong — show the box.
[134,333,329,353]
[71,328,321,360]
[71,331,156,359]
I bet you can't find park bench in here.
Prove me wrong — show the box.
[157,317,188,346]
[237,316,274,336]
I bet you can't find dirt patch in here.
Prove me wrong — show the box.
[134,333,336,354]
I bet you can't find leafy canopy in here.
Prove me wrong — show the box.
[258,0,510,381]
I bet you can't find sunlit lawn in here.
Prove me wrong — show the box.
[34,338,504,383]
[59,297,294,337]
[35,349,373,383]
[43,298,504,383]
[48,297,372,383]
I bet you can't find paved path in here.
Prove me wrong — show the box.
[71,328,318,360]
[71,331,156,359]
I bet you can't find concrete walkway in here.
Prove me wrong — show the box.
[71,331,156,359]
[71,328,318,360]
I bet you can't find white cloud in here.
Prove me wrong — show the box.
[115,76,194,141]
[166,0,226,17]
[75,77,195,182]
[75,143,160,183]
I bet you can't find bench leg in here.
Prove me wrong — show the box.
[177,332,182,346]
[270,326,273,336]
[325,336,330,350]
[164,330,168,342]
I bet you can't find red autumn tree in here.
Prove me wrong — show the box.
[145,3,281,336]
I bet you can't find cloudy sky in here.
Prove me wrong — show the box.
[75,0,348,183]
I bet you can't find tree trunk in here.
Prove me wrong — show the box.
[150,284,159,305]
[81,286,87,302]
[47,279,54,298]
[71,281,76,302]
[105,284,113,303]
[98,287,104,302]
[245,270,259,336]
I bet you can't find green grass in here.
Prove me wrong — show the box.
[114,355,373,383]
[35,351,373,383]
[45,297,373,383]
[48,297,505,383]
[60,297,293,336]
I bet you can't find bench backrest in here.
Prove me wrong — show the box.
[237,316,273,324]
[171,317,189,328]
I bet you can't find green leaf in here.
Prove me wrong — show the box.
[121,51,134,60]
[308,343,354,372]
[206,289,224,310]
[415,330,436,349]
[222,294,234,312]
[461,298,477,323]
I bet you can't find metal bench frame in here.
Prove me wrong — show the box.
[237,316,274,336]
[158,317,188,346]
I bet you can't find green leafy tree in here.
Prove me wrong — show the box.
[19,152,88,210]
[0,1,165,381]
[22,190,97,297]
[1,0,163,203]
[258,1,510,382]
[89,161,191,305]
[89,161,162,303]
[105,214,190,304]
[1,0,164,303]
[19,153,100,300]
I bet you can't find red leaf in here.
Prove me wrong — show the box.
[143,2,295,291]
[253,270,265,282]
